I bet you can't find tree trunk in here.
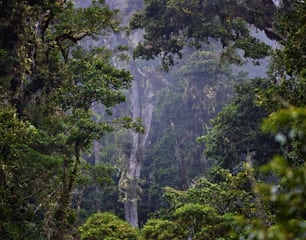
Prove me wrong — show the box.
[93,140,100,165]
[120,67,154,227]
[55,143,81,240]
[123,77,141,227]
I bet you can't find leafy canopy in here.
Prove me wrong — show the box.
[129,0,286,68]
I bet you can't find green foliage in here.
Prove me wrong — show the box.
[141,166,267,240]
[262,107,306,165]
[77,162,115,188]
[131,0,281,68]
[255,2,306,112]
[138,2,305,240]
[231,106,306,240]
[0,106,58,239]
[79,212,138,240]
[203,78,278,169]
[234,37,272,59]
[0,0,134,238]
[278,1,306,75]
[235,157,306,240]
[139,48,237,221]
[140,219,182,240]
[1,0,305,239]
[262,107,306,137]
[259,157,306,221]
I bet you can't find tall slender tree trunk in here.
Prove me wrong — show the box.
[90,0,152,227]
[55,144,81,240]
[121,67,154,227]
[124,78,141,227]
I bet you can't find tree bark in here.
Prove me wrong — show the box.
[124,77,141,227]
[55,143,81,240]
[121,67,154,227]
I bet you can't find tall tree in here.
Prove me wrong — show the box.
[139,48,239,221]
[130,0,290,68]
[140,166,270,240]
[0,1,134,239]
[119,63,155,227]
[202,79,279,170]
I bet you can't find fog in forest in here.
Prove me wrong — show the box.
[1,1,305,239]
[80,0,276,226]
